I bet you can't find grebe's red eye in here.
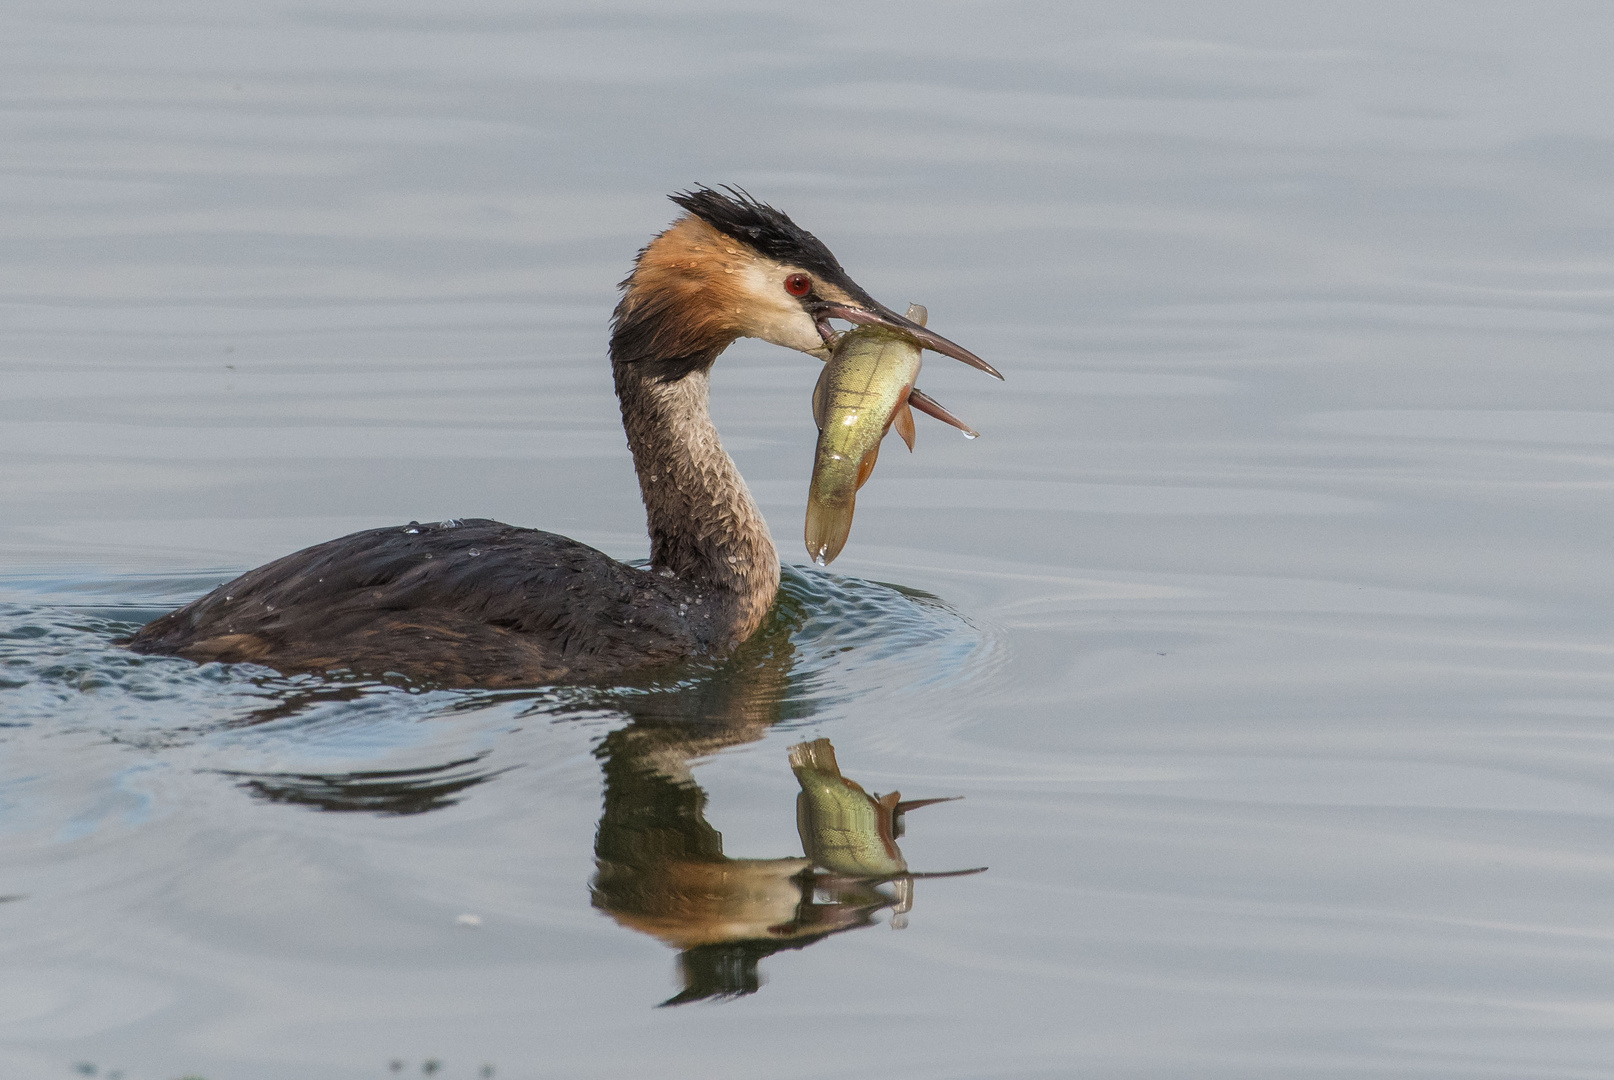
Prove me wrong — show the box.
[784,273,812,297]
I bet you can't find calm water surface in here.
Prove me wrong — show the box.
[5,2,1614,1078]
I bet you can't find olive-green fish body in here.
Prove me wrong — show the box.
[805,312,926,565]
[790,738,908,877]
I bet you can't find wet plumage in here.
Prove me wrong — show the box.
[126,187,997,687]
[128,519,731,687]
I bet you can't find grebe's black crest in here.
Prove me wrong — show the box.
[670,186,849,283]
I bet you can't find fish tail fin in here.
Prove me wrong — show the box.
[804,494,855,566]
[789,737,842,777]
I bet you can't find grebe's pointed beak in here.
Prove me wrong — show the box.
[809,296,1002,380]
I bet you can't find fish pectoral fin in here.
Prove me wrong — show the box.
[811,363,831,431]
[874,790,907,846]
[855,443,881,491]
[893,398,916,451]
[908,386,979,438]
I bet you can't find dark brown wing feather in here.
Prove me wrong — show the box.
[126,519,724,687]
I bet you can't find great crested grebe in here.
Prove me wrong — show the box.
[127,188,999,687]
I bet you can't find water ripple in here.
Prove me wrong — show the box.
[0,563,992,777]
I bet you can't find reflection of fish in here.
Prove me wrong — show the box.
[789,737,957,877]
[593,723,980,1005]
[804,314,923,566]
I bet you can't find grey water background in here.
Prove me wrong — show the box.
[4,1,1614,1077]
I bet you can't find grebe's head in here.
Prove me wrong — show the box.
[610,186,999,379]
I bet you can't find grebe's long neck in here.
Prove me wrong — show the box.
[612,357,780,642]
[608,212,792,642]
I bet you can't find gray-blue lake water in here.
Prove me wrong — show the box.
[4,2,1614,1077]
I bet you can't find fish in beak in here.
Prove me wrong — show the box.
[807,291,1003,380]
[805,304,986,565]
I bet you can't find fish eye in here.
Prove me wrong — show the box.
[784,273,812,297]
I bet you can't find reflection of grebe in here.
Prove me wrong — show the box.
[198,588,982,1006]
[126,188,996,688]
[592,732,981,1006]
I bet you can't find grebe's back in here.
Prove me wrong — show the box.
[127,519,729,687]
